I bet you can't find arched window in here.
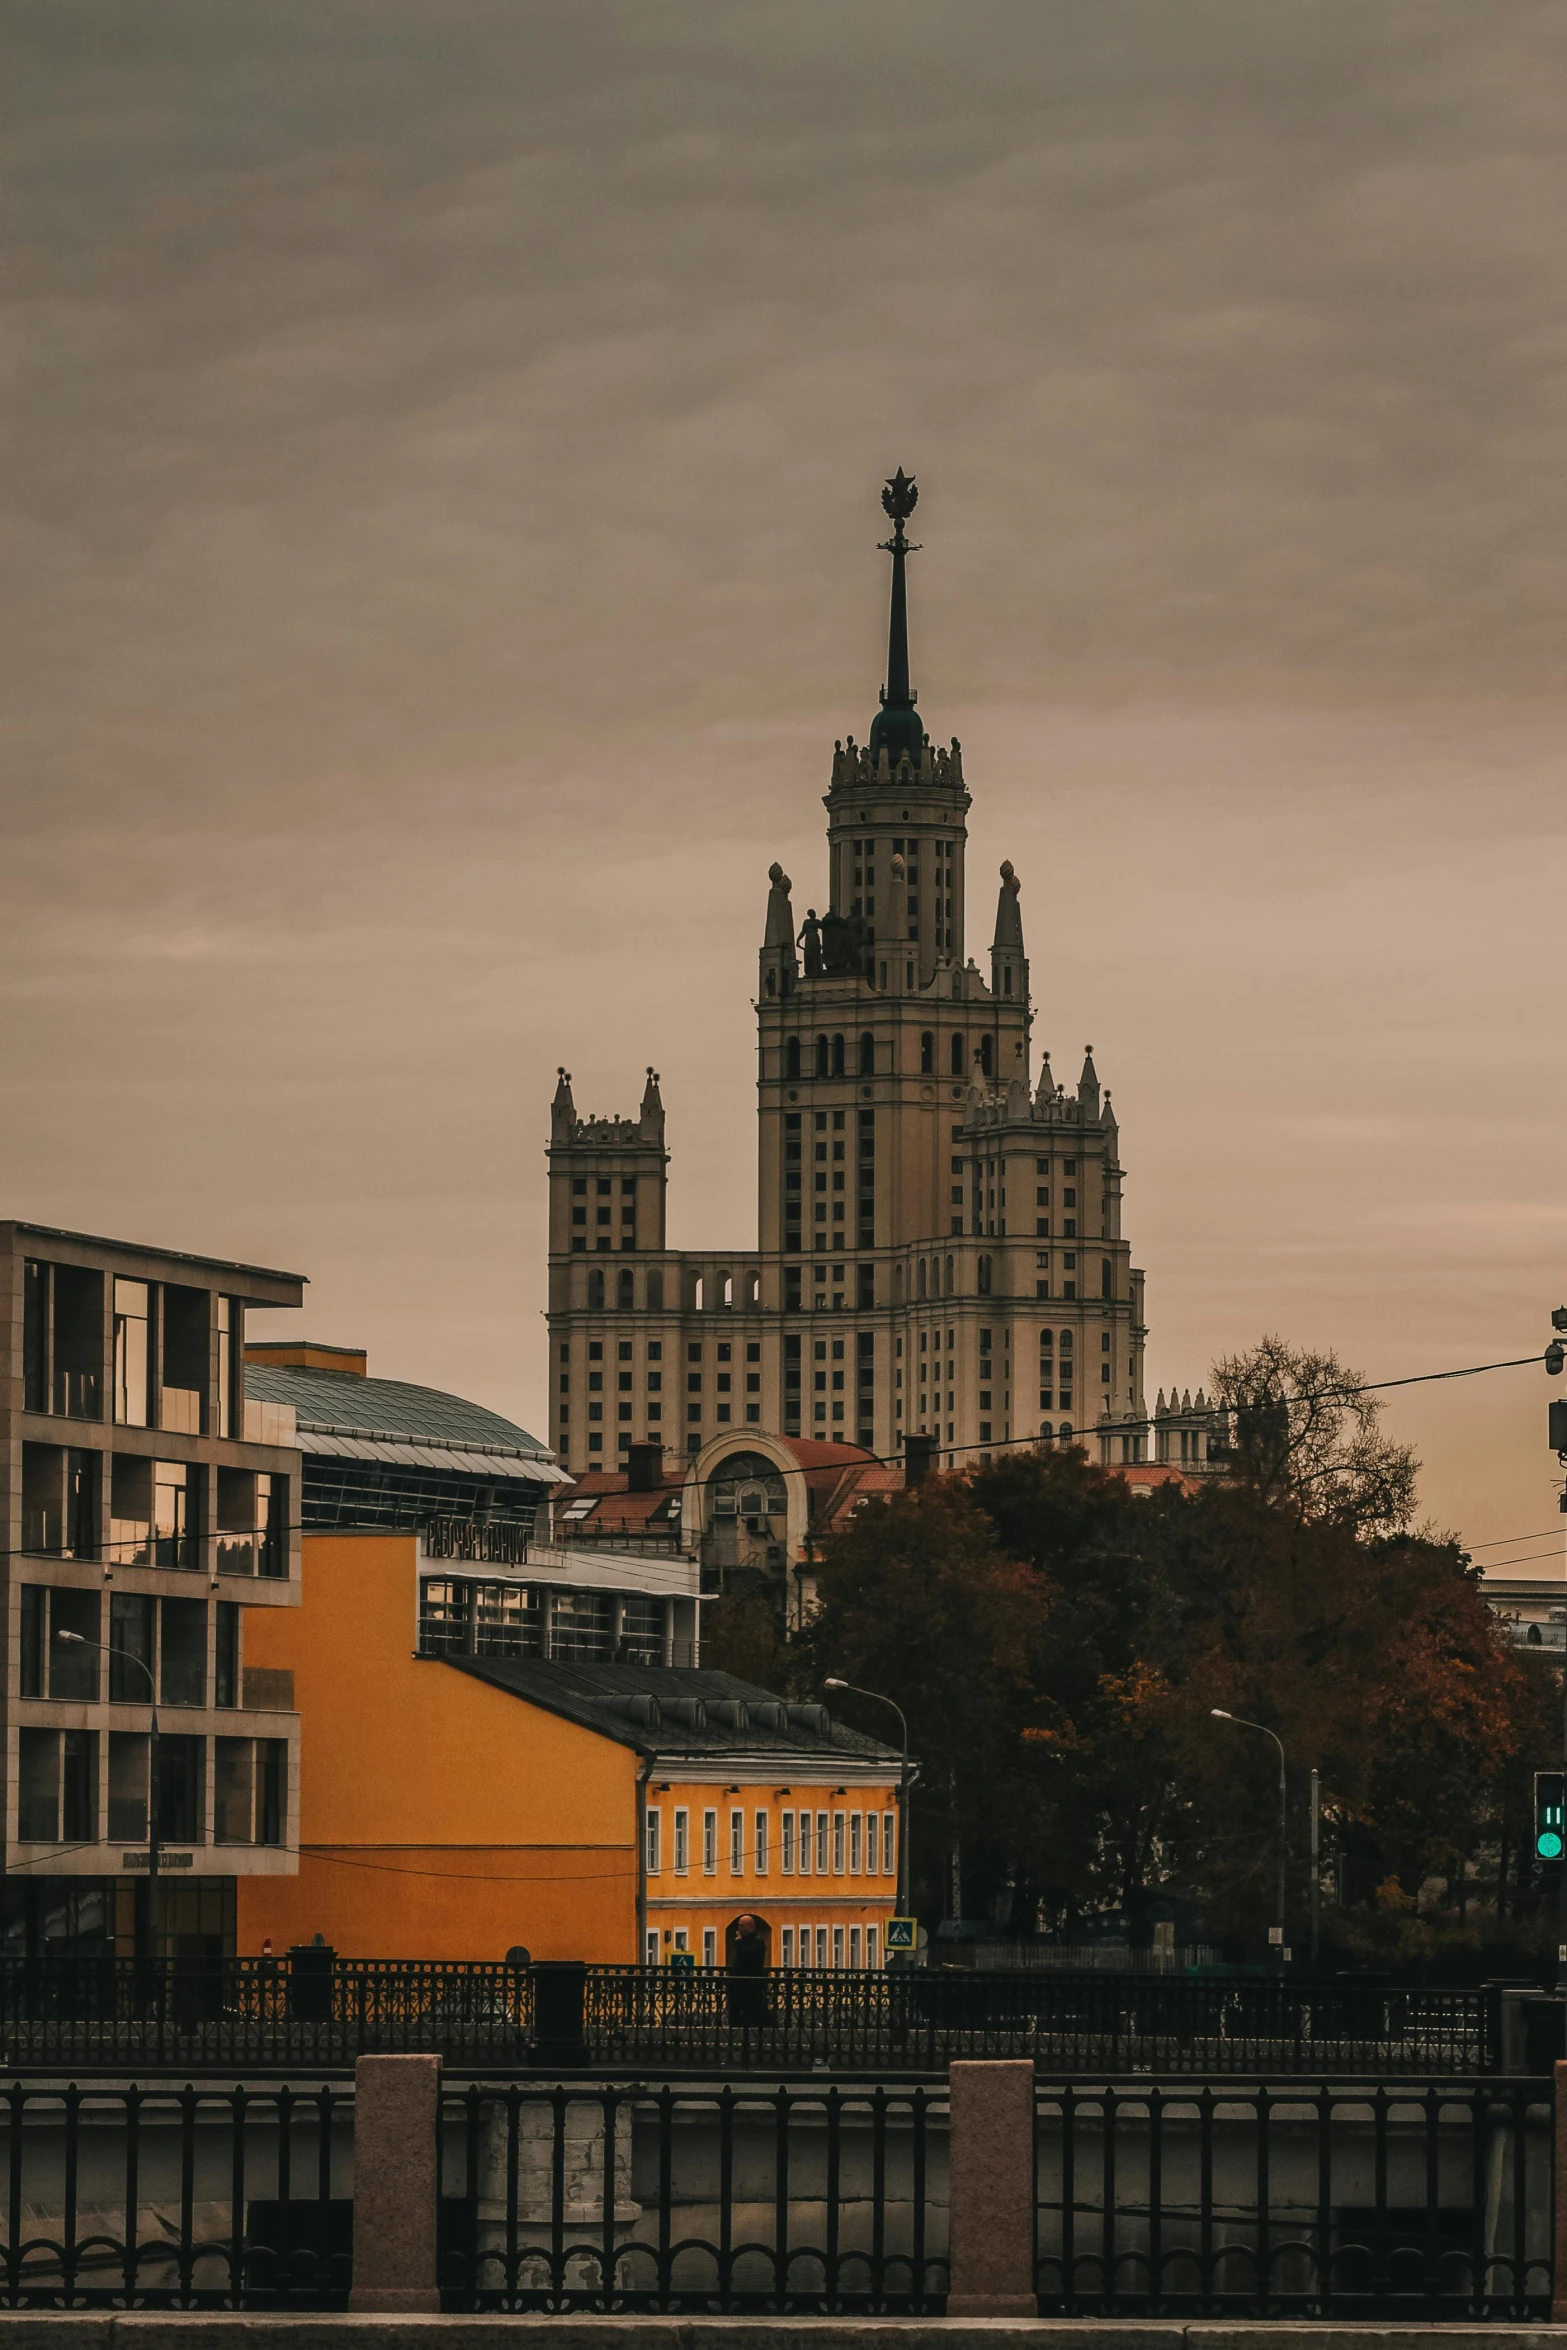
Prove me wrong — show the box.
[858,1031,875,1076]
[1039,1422,1054,1441]
[617,1270,634,1309]
[692,1275,705,1311]
[785,1036,801,1080]
[1060,1329,1073,1354]
[765,970,776,997]
[920,1031,935,1074]
[977,1254,992,1296]
[588,1270,605,1311]
[1101,1258,1112,1299]
[917,1259,928,1301]
[1002,968,1012,996]
[831,1033,845,1078]
[950,1033,965,1076]
[721,1273,733,1309]
[1039,1328,1053,1354]
[646,1269,664,1311]
[815,1035,830,1079]
[980,1035,994,1078]
[1060,1421,1073,1443]
[944,1254,954,1295]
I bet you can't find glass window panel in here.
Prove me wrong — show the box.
[258,1741,286,1845]
[215,1602,240,1708]
[19,1587,44,1699]
[547,1589,612,1662]
[154,1462,195,1570]
[18,1729,60,1841]
[155,1734,203,1845]
[21,1444,63,1556]
[53,1266,104,1420]
[158,1284,208,1434]
[109,1456,153,1568]
[215,1467,257,1576]
[108,1732,148,1843]
[214,1738,254,1843]
[49,1587,100,1698]
[63,1730,97,1843]
[159,1597,207,1707]
[113,1280,150,1426]
[108,1592,155,1705]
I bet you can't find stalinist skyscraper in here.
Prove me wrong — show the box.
[546,472,1147,1513]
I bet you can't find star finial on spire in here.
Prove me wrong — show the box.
[881,466,919,532]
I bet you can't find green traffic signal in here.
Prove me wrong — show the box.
[1538,1830,1564,1861]
[1535,1771,1566,1862]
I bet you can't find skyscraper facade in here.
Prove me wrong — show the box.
[546,473,1147,1490]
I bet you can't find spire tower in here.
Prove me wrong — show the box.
[869,467,923,769]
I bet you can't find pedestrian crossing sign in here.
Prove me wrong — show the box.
[885,1917,917,1950]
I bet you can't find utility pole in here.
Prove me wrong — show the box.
[824,1678,915,1918]
[1212,1709,1288,1960]
[1546,1309,1567,1991]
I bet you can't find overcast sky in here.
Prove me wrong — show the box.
[4,0,1565,1559]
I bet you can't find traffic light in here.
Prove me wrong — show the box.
[1548,1344,1565,1379]
[1534,1771,1565,1861]
[1551,1400,1567,1455]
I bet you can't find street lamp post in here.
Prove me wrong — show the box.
[1211,1708,1288,1961]
[825,1678,913,1918]
[57,1632,159,1956]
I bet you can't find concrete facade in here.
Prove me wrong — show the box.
[0,1220,306,1957]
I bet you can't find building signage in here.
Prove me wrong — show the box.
[121,1852,193,1870]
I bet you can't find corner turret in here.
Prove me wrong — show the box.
[759,862,798,1003]
[990,859,1029,1011]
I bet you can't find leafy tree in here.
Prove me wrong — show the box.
[798,1427,1544,1960]
[1210,1334,1419,1536]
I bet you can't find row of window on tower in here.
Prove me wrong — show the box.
[841,833,959,950]
[559,1336,765,1458]
[782,1109,875,1254]
[780,1033,997,1081]
[572,1267,762,1312]
[568,1174,639,1252]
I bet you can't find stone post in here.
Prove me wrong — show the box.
[946,2057,1036,2317]
[349,2053,441,2313]
[534,1958,589,2067]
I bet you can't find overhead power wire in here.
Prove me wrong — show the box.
[0,1345,1551,1570]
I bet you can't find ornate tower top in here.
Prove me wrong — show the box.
[868,467,924,769]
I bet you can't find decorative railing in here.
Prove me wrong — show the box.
[0,1957,1501,2078]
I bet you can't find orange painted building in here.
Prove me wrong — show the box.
[236,1528,902,1964]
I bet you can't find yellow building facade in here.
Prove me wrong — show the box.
[236,1529,900,1964]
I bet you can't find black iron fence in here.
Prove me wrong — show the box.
[580,1966,1494,2080]
[1034,2078,1553,2320]
[0,2068,1551,2318]
[0,1956,533,2074]
[0,1955,1499,2076]
[0,2079,351,2307]
[436,2077,947,2312]
[433,2073,1554,2318]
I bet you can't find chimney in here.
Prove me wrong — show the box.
[903,1432,938,1488]
[626,1442,665,1494]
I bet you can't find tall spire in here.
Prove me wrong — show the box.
[869,467,924,769]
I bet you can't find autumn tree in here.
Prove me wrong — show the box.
[1210,1334,1419,1536]
[800,1428,1543,1959]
